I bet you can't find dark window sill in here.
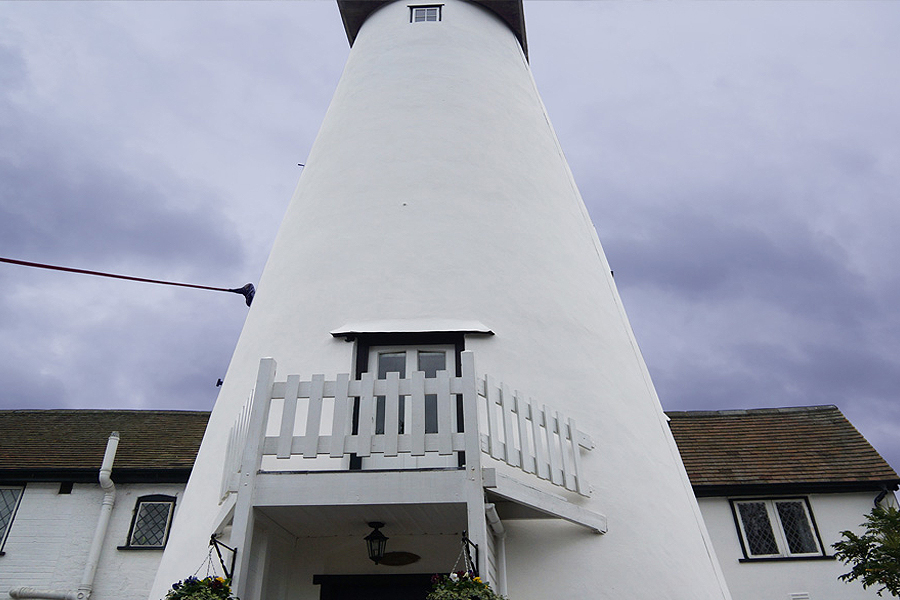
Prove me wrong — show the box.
[117,545,165,551]
[739,555,836,563]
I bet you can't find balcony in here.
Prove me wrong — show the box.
[218,351,605,598]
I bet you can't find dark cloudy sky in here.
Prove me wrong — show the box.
[2,2,899,472]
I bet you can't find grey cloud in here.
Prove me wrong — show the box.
[0,154,244,278]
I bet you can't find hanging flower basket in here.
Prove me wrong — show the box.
[427,572,507,600]
[163,576,236,600]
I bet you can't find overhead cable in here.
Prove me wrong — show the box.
[0,256,255,306]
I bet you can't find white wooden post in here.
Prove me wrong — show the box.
[461,352,489,583]
[246,522,269,600]
[231,358,276,600]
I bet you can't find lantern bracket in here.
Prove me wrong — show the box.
[210,534,237,579]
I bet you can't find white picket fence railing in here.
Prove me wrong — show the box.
[222,351,593,496]
[221,397,252,499]
[477,375,594,494]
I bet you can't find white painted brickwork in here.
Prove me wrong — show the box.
[698,493,896,600]
[1,482,184,600]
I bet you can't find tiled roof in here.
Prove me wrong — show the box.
[0,410,209,478]
[667,405,899,493]
[4,406,896,492]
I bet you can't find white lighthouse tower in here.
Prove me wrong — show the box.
[151,2,731,599]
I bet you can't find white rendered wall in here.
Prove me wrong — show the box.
[1,482,185,600]
[698,493,896,600]
[152,2,730,598]
[247,526,465,600]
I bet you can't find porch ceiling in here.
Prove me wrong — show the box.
[257,503,467,539]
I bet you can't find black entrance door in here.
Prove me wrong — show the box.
[314,574,433,600]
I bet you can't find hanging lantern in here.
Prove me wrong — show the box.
[365,522,388,564]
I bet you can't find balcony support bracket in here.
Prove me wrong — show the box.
[483,469,607,534]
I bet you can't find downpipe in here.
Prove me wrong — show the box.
[10,432,119,600]
[485,504,507,597]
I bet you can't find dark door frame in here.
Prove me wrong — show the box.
[313,573,434,600]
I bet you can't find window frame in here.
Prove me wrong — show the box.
[349,333,466,470]
[368,343,458,435]
[730,497,828,561]
[409,4,443,23]
[353,333,464,380]
[120,494,176,550]
[0,486,24,554]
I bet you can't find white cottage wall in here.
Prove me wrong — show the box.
[152,2,730,598]
[2,482,184,600]
[697,493,896,600]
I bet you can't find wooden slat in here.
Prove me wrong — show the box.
[485,375,503,460]
[516,393,534,474]
[501,383,518,466]
[303,374,325,458]
[569,417,586,495]
[409,371,426,456]
[460,352,481,460]
[231,399,251,480]
[532,401,549,480]
[221,421,238,496]
[330,374,351,457]
[277,375,300,459]
[263,431,469,458]
[437,370,453,455]
[449,377,467,395]
[384,371,400,457]
[544,404,562,484]
[556,410,575,491]
[356,373,375,457]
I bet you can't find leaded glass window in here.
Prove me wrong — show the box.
[776,500,819,554]
[733,498,823,559]
[0,487,23,549]
[737,502,778,555]
[127,495,175,548]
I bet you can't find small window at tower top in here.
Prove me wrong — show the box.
[410,5,442,23]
